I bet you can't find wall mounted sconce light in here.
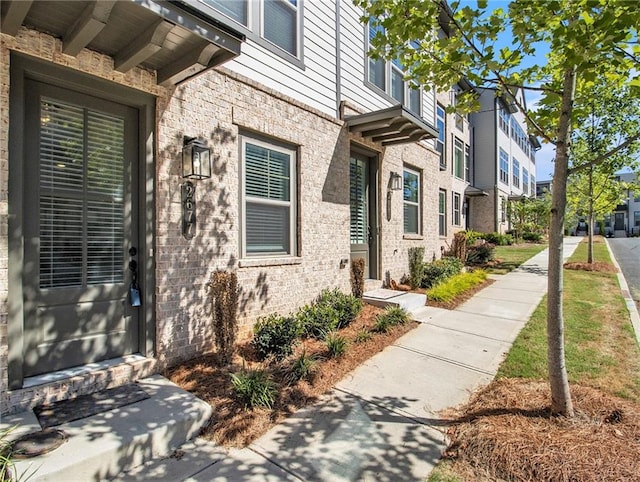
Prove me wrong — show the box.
[182,136,212,180]
[389,171,403,191]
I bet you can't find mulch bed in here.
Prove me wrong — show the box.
[166,304,417,448]
[564,261,618,273]
[443,378,640,481]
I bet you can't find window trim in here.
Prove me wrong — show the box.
[403,167,421,235]
[240,134,298,259]
[185,0,304,67]
[453,192,461,226]
[438,189,447,237]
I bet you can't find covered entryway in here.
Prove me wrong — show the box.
[22,81,140,377]
[615,212,625,231]
[350,154,378,279]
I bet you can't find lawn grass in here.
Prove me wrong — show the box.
[497,237,640,401]
[487,243,547,274]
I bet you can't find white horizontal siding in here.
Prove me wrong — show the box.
[223,0,338,116]
[338,1,436,129]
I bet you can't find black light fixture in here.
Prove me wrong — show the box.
[182,136,212,180]
[390,171,403,191]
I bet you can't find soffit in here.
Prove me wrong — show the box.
[345,105,439,147]
[0,0,244,86]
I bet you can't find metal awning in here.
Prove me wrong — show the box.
[0,0,244,86]
[345,105,439,146]
[465,186,489,197]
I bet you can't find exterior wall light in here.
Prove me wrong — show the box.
[182,136,212,180]
[390,171,403,191]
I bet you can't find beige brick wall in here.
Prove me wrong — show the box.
[0,25,473,415]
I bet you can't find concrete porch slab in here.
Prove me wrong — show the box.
[5,375,212,481]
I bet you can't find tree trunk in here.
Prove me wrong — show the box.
[588,167,594,263]
[547,66,575,417]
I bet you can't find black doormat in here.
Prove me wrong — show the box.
[34,383,150,429]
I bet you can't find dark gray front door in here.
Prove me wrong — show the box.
[615,213,625,231]
[350,154,378,278]
[22,80,139,377]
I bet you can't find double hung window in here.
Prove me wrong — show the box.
[436,104,446,170]
[403,168,421,234]
[523,168,529,195]
[452,192,461,226]
[438,190,447,236]
[367,22,422,115]
[198,0,301,59]
[512,158,520,188]
[499,149,509,185]
[241,136,297,257]
[454,138,464,179]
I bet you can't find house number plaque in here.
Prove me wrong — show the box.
[182,181,196,239]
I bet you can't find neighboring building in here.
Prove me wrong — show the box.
[470,87,539,233]
[536,179,552,198]
[603,172,640,237]
[0,1,474,414]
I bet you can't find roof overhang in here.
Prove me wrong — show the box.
[0,0,245,86]
[508,194,528,201]
[465,186,489,197]
[529,134,542,150]
[345,105,439,146]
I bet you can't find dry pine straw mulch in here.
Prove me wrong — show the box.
[442,378,640,482]
[166,305,417,448]
[563,261,618,273]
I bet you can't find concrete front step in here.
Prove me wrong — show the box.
[363,288,427,313]
[5,375,212,481]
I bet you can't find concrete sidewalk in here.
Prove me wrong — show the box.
[117,238,582,482]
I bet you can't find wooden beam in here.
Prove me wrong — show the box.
[157,42,219,86]
[1,0,33,36]
[62,1,116,56]
[114,19,173,73]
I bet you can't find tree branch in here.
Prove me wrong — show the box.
[568,132,640,175]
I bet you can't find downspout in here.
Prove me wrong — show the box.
[335,0,342,120]
[494,97,499,232]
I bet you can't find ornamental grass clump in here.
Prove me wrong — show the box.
[428,270,488,303]
[325,332,349,358]
[230,368,277,409]
[374,306,410,333]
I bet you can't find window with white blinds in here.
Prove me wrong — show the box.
[243,138,296,256]
[39,98,125,288]
[350,158,367,244]
[403,168,420,234]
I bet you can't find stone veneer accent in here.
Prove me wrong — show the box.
[1,26,453,415]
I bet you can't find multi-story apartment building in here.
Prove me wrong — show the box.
[470,87,539,233]
[605,172,640,237]
[0,0,475,415]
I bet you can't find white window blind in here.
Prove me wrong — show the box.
[244,140,295,256]
[39,98,125,289]
[263,0,297,55]
[350,158,367,244]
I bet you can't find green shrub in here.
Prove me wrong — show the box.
[464,230,485,245]
[522,231,542,242]
[253,314,300,361]
[298,303,339,339]
[482,232,514,246]
[428,270,488,302]
[354,328,373,343]
[408,246,425,289]
[315,288,363,329]
[422,257,464,289]
[230,368,277,409]
[325,332,348,357]
[284,350,319,384]
[466,242,496,265]
[374,306,410,332]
